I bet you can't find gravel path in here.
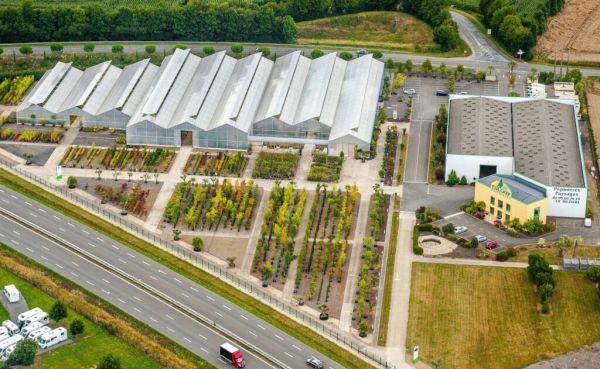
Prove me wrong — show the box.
[524,342,600,369]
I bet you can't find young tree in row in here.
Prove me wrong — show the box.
[145,44,156,55]
[83,43,95,53]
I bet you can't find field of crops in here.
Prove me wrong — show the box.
[60,145,176,172]
[184,151,248,177]
[0,75,34,105]
[0,0,180,7]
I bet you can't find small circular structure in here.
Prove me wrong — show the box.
[418,235,458,255]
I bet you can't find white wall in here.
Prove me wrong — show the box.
[445,154,513,183]
[546,186,587,218]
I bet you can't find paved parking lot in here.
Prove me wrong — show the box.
[401,183,474,216]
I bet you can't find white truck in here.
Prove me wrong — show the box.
[3,285,20,303]
[1,321,19,336]
[22,312,49,328]
[38,328,67,349]
[27,326,51,341]
[17,308,43,327]
[0,334,23,357]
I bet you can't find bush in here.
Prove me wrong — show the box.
[523,219,545,234]
[339,51,352,61]
[19,45,33,55]
[370,49,383,59]
[174,43,187,50]
[446,169,459,186]
[231,43,244,54]
[203,45,216,55]
[310,49,324,59]
[586,265,600,283]
[459,176,468,185]
[469,237,479,248]
[413,245,424,255]
[192,237,203,252]
[67,176,78,189]
[112,44,124,54]
[70,318,85,336]
[418,223,433,232]
[49,301,68,321]
[98,354,121,369]
[256,46,270,57]
[145,44,156,54]
[539,283,554,302]
[9,339,37,365]
[442,223,454,234]
[506,247,517,257]
[50,43,63,53]
[83,43,95,52]
[495,251,509,261]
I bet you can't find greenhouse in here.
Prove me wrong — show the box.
[18,48,384,153]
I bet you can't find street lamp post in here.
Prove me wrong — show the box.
[517,49,524,61]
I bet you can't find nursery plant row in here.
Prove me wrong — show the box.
[60,145,176,172]
[0,127,63,143]
[184,151,248,177]
[307,152,344,182]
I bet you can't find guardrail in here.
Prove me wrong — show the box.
[0,207,291,369]
[0,157,395,369]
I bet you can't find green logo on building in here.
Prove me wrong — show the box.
[491,179,511,198]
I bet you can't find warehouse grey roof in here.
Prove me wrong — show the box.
[18,50,384,147]
[448,95,584,188]
[478,174,546,204]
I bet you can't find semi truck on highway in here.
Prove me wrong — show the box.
[220,343,246,368]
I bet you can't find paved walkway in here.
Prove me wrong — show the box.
[0,293,29,322]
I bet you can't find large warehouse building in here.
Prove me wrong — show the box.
[17,49,384,153]
[446,95,587,221]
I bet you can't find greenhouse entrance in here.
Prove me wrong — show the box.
[180,131,193,146]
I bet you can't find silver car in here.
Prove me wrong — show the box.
[454,226,467,234]
[475,234,487,243]
[306,356,324,369]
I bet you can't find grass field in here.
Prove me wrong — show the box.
[298,11,462,55]
[511,244,600,265]
[0,298,8,322]
[0,267,164,369]
[407,263,600,369]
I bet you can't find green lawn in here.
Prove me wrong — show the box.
[407,263,600,369]
[511,244,600,265]
[0,267,164,369]
[0,298,8,322]
[298,11,469,56]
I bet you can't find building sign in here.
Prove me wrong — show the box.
[412,346,420,363]
[551,187,582,205]
[490,179,512,198]
[56,165,63,181]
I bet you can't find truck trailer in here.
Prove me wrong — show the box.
[220,343,246,368]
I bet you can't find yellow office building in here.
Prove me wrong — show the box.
[475,174,548,224]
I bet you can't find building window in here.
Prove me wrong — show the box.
[490,196,495,205]
[505,214,510,222]
[490,207,494,215]
[497,210,503,219]
[506,203,511,212]
[498,200,503,209]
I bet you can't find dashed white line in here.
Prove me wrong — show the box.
[24,201,32,206]
[214,311,223,318]
[12,230,20,236]
[10,195,17,199]
[223,305,232,311]
[127,253,135,258]
[142,261,150,266]
[96,237,104,243]
[86,280,95,286]
[53,215,60,220]
[80,229,88,234]
[71,261,79,267]
[173,277,182,284]
[206,296,215,302]
[249,331,257,337]
[70,272,79,278]
[200,347,208,353]
[134,307,142,313]
[133,296,142,302]
[88,243,96,248]
[190,287,198,292]
[25,247,33,252]
[257,324,266,330]
[102,278,111,284]
[198,334,207,340]
[102,289,110,295]
[67,223,75,228]
[10,239,19,245]
[184,337,192,343]
[40,255,48,261]
[165,314,174,321]
[58,227,66,232]
[181,292,189,298]
[292,344,302,351]
[149,275,158,281]
[41,245,49,251]
[157,269,166,275]
[1,199,8,203]
[117,298,127,304]
[150,317,158,323]
[29,212,38,218]
[166,326,174,333]
[38,208,46,213]
[55,263,64,269]
[274,334,284,341]
[118,258,126,264]
[284,352,294,358]
[240,315,248,321]
[111,244,120,250]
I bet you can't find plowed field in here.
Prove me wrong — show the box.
[536,0,600,64]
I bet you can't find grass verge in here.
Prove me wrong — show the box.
[407,262,600,369]
[0,244,202,369]
[377,211,399,346]
[396,132,408,183]
[427,121,438,184]
[0,168,377,369]
[510,243,600,265]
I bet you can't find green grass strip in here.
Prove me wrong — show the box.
[377,211,399,346]
[0,168,377,369]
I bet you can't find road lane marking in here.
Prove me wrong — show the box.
[198,334,207,340]
[206,296,215,302]
[102,278,111,284]
[150,317,158,323]
[25,247,33,252]
[214,311,223,317]
[40,255,48,261]
[249,331,257,337]
[118,258,126,264]
[117,298,126,304]
[184,337,192,343]
[157,269,166,275]
[240,315,248,320]
[133,296,142,302]
[71,261,79,267]
[1,199,8,203]
[223,305,232,311]
[166,326,174,333]
[29,212,37,218]
[173,277,182,284]
[181,292,189,298]
[134,307,142,313]
[10,195,17,199]
[200,347,208,353]
[96,237,104,243]
[70,272,79,278]
[81,229,88,234]
[142,261,150,266]
[55,263,64,269]
[102,289,110,295]
[11,240,19,245]
[257,324,266,330]
[86,280,95,286]
[12,230,20,235]
[24,201,32,206]
[149,275,158,280]
[111,244,120,250]
[292,344,302,351]
[38,208,46,213]
[58,227,66,232]
[53,215,60,220]
[165,314,174,321]
[41,245,49,251]
[67,223,75,228]
[127,253,135,258]
[284,352,294,358]
[275,334,284,341]
[88,243,96,248]
[190,287,198,292]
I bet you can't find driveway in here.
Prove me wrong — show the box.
[401,183,474,216]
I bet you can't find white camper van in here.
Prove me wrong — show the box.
[0,328,10,343]
[17,308,43,327]
[3,285,19,303]
[21,321,44,338]
[38,328,67,349]
[0,344,16,362]
[27,326,51,341]
[0,334,23,356]
[22,312,49,328]
[2,321,19,336]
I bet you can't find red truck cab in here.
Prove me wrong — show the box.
[220,342,246,368]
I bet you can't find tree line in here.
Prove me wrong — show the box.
[479,0,565,59]
[0,0,297,44]
[400,0,461,52]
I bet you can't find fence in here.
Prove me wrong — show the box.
[0,157,395,369]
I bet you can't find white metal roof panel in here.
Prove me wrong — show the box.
[254,51,301,121]
[237,57,274,132]
[320,58,347,127]
[293,52,336,124]
[356,58,384,142]
[279,56,311,124]
[122,63,159,117]
[28,62,72,105]
[60,61,111,111]
[111,59,150,111]
[157,53,202,128]
[43,67,83,113]
[142,49,190,116]
[195,55,237,130]
[83,65,122,115]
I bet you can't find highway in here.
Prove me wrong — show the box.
[0,184,347,369]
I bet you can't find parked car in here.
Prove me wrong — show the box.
[436,89,449,96]
[403,88,416,95]
[475,235,487,243]
[454,226,467,234]
[486,241,499,250]
[459,91,469,95]
[357,49,368,55]
[306,356,324,369]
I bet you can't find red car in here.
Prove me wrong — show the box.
[486,241,499,250]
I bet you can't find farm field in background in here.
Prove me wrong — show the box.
[407,263,600,369]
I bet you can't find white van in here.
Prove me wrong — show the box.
[0,328,10,343]
[2,321,19,336]
[0,344,16,361]
[27,326,51,341]
[17,308,43,327]
[22,312,49,328]
[0,334,23,355]
[38,328,67,349]
[3,285,20,303]
[21,321,44,338]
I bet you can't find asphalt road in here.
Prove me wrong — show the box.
[451,12,506,63]
[0,184,345,369]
